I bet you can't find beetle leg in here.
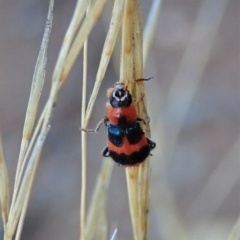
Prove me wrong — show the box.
[80,118,106,133]
[102,147,110,157]
[147,138,156,150]
[135,77,154,82]
[103,116,110,126]
[136,117,150,125]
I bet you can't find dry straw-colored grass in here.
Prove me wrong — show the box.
[228,217,240,240]
[0,0,161,240]
[0,0,238,240]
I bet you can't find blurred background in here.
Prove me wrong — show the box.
[0,0,239,239]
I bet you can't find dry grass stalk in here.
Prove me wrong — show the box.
[4,1,54,239]
[41,0,101,132]
[12,0,54,207]
[85,159,114,240]
[80,27,89,240]
[110,229,118,240]
[62,0,109,83]
[0,133,9,233]
[80,1,124,238]
[227,217,240,240]
[1,0,109,239]
[94,176,108,240]
[83,0,160,238]
[121,0,151,239]
[1,0,236,239]
[79,1,125,239]
[6,128,49,240]
[143,0,162,66]
[121,2,137,239]
[80,1,97,238]
[0,0,161,239]
[85,0,125,122]
[14,154,41,240]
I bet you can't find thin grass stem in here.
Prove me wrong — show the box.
[14,154,40,240]
[0,132,9,233]
[85,159,114,240]
[62,0,108,84]
[80,6,90,239]
[143,0,162,67]
[85,0,125,123]
[227,216,240,240]
[110,228,118,240]
[12,0,54,206]
[6,127,50,239]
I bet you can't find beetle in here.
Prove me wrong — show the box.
[82,79,156,166]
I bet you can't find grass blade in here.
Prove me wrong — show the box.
[12,0,54,207]
[0,132,9,233]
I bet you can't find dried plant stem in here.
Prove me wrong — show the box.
[80,1,125,239]
[125,167,139,239]
[0,132,9,234]
[53,0,90,88]
[14,105,47,196]
[62,0,108,83]
[3,0,110,239]
[3,2,54,239]
[41,0,92,133]
[143,0,162,66]
[85,0,125,123]
[12,0,54,206]
[110,228,118,240]
[15,154,40,240]
[121,0,134,82]
[80,14,89,240]
[121,0,152,239]
[6,127,50,239]
[85,159,114,240]
[1,0,162,238]
[228,217,240,240]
